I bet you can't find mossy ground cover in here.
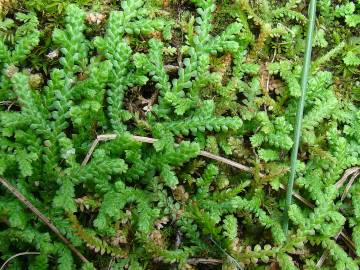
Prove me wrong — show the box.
[0,0,359,269]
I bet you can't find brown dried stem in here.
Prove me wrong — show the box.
[187,257,223,265]
[0,177,89,264]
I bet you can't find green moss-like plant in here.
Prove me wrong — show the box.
[0,0,359,269]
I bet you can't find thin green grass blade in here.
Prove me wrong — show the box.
[282,0,317,234]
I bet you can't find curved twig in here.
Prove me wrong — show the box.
[335,167,360,189]
[0,252,40,270]
[341,171,360,201]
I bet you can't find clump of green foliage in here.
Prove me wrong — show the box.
[0,0,359,269]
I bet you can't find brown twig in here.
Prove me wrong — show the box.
[339,231,356,252]
[341,171,360,201]
[279,182,314,208]
[157,257,223,267]
[0,177,89,264]
[0,252,40,270]
[187,258,223,265]
[81,137,100,166]
[199,150,254,173]
[82,134,117,166]
[335,167,360,189]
